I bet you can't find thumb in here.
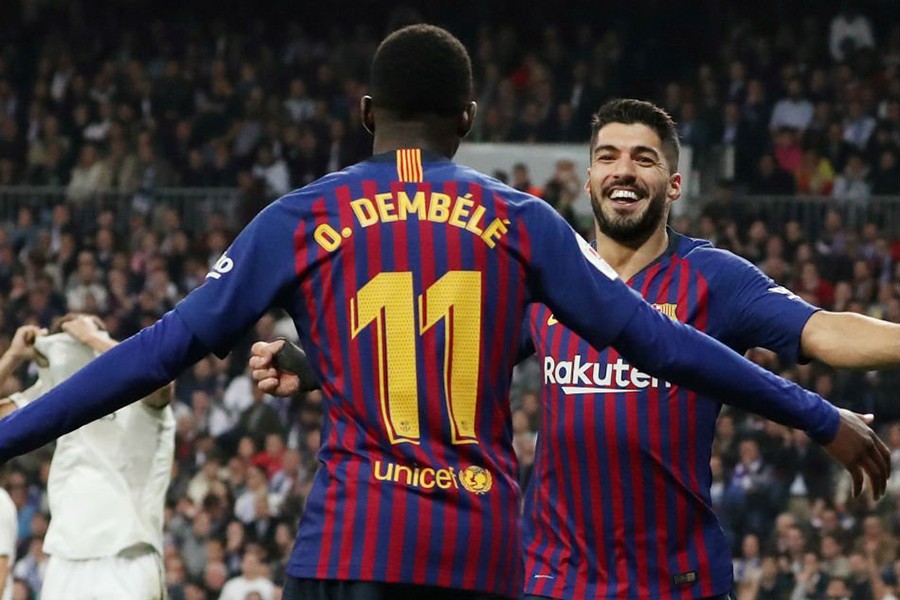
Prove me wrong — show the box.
[858,413,875,425]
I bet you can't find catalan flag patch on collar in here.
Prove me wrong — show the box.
[397,148,423,182]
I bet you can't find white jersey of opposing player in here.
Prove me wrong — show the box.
[0,487,16,600]
[11,333,175,559]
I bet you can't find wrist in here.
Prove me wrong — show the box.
[808,402,841,446]
[4,352,26,365]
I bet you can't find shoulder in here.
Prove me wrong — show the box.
[265,169,353,217]
[675,234,761,277]
[128,401,176,426]
[473,171,545,210]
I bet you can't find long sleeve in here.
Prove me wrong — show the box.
[0,310,209,461]
[611,300,839,444]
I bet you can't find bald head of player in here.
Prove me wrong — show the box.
[362,24,477,159]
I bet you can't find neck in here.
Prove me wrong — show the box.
[372,120,460,159]
[594,224,670,282]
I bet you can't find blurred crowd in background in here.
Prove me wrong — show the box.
[0,0,897,598]
[0,1,896,198]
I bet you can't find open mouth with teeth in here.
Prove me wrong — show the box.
[606,188,643,204]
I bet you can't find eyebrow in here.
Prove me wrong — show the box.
[593,144,662,159]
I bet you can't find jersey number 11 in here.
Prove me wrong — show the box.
[350,271,482,446]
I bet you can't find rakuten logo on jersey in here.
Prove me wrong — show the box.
[543,356,671,395]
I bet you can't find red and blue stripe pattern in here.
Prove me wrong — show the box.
[523,235,734,600]
[285,151,533,598]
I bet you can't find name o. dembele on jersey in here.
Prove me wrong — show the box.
[176,149,640,599]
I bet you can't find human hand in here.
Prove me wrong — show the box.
[824,409,891,500]
[9,325,46,361]
[249,340,301,397]
[61,315,103,345]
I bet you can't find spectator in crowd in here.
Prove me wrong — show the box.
[65,144,109,202]
[820,534,851,579]
[219,548,275,600]
[746,555,795,600]
[871,148,900,195]
[769,78,815,133]
[750,153,797,195]
[540,159,580,227]
[723,438,777,540]
[510,162,542,197]
[843,100,877,151]
[822,122,855,174]
[200,560,228,598]
[11,538,46,598]
[773,127,804,176]
[251,144,290,199]
[829,6,875,62]
[791,551,830,600]
[833,153,872,201]
[795,147,835,195]
[733,533,763,595]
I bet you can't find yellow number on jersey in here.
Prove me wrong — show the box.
[350,271,482,445]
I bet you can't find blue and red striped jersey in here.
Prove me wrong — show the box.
[175,149,641,598]
[522,231,818,600]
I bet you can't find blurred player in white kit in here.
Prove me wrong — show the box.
[0,315,175,600]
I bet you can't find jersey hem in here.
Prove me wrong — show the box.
[522,573,734,600]
[286,563,519,599]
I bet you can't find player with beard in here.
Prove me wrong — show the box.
[248,99,898,600]
[517,99,900,600]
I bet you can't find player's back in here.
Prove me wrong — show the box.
[281,149,535,597]
[176,146,639,597]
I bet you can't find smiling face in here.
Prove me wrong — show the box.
[587,122,681,244]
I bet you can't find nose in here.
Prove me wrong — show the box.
[611,155,637,179]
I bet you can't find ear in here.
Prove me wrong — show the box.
[360,95,375,135]
[458,101,477,138]
[667,172,682,203]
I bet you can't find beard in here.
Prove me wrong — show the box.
[590,183,668,245]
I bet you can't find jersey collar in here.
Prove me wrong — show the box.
[590,227,683,283]
[367,148,452,164]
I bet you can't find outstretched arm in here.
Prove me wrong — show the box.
[0,310,209,460]
[801,311,900,368]
[608,298,890,499]
[0,199,303,461]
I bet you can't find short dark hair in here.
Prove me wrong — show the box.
[590,99,681,172]
[370,24,473,119]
